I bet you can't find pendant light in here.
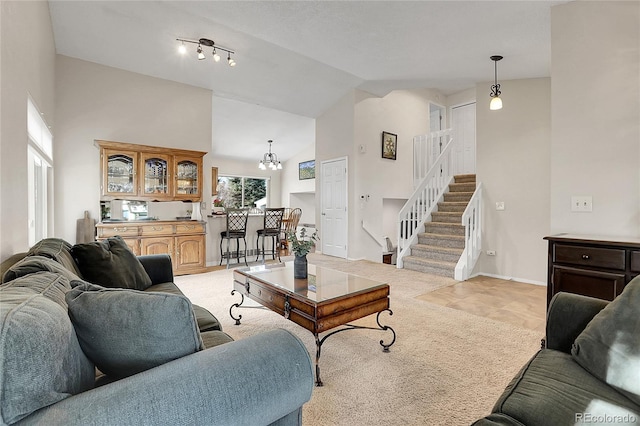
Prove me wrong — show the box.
[489,55,503,110]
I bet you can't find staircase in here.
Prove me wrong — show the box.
[402,174,476,278]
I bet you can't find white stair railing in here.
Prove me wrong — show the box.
[454,183,483,281]
[413,129,453,188]
[397,136,455,268]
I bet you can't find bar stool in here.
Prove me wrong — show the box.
[219,208,249,268]
[255,208,285,263]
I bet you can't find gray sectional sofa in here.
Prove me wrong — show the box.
[473,280,640,425]
[0,238,314,425]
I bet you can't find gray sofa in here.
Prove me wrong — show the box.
[473,279,640,425]
[0,238,314,425]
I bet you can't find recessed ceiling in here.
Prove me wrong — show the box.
[48,0,566,162]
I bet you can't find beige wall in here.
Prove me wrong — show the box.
[475,78,551,284]
[315,88,445,261]
[550,1,640,236]
[0,1,56,261]
[353,89,443,260]
[55,56,213,244]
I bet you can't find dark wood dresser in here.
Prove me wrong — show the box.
[544,234,640,307]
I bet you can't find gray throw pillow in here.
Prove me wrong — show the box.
[572,276,640,405]
[71,236,152,290]
[66,281,203,379]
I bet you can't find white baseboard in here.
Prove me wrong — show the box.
[469,272,546,287]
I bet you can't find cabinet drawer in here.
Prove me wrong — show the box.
[140,224,171,236]
[97,225,139,238]
[551,265,625,302]
[631,251,640,272]
[553,244,625,270]
[175,222,205,234]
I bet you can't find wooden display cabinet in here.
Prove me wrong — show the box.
[97,140,205,202]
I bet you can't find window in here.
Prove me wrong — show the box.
[217,175,268,209]
[27,98,53,246]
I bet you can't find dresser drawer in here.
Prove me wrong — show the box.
[175,222,205,234]
[553,244,625,270]
[631,251,640,272]
[140,224,171,236]
[97,225,139,238]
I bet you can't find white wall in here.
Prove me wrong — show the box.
[55,55,213,243]
[550,1,640,236]
[475,78,551,284]
[281,142,316,227]
[0,1,56,261]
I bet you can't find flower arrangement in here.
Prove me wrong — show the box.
[287,228,318,257]
[213,198,224,207]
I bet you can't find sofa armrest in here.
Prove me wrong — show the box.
[137,254,174,284]
[18,329,314,426]
[545,292,609,353]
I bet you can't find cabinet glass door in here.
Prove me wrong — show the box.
[142,154,171,198]
[105,150,137,196]
[175,158,199,199]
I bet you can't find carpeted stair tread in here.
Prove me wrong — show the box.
[403,256,456,278]
[443,192,473,202]
[418,233,465,249]
[411,244,463,263]
[453,174,476,183]
[448,183,476,192]
[425,222,465,236]
[431,212,463,223]
[437,202,468,212]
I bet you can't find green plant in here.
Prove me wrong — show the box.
[213,198,224,207]
[287,228,318,257]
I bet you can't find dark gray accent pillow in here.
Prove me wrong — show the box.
[0,272,94,425]
[2,255,81,284]
[572,276,640,405]
[66,281,203,379]
[71,236,152,290]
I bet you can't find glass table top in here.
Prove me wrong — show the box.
[236,261,387,303]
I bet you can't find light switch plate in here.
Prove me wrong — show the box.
[571,196,592,212]
[495,202,505,211]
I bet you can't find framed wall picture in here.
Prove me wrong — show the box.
[382,131,397,160]
[299,160,315,180]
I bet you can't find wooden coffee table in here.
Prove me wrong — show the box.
[230,262,396,386]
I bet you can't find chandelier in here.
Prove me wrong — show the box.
[258,140,282,170]
[489,55,503,110]
[176,37,236,67]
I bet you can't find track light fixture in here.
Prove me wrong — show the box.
[176,37,236,67]
[489,55,503,110]
[258,140,282,170]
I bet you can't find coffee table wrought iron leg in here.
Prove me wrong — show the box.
[229,289,244,325]
[314,333,323,387]
[312,310,395,387]
[376,309,396,352]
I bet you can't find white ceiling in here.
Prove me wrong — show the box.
[48,0,566,162]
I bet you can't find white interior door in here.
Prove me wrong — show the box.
[451,102,476,175]
[320,158,347,258]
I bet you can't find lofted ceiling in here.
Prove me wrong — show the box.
[48,0,566,162]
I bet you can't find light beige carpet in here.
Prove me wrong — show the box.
[175,254,541,426]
